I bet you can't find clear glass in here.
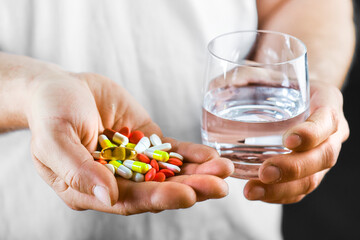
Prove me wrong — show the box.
[201,30,309,180]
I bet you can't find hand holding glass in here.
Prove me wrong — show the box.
[201,30,309,179]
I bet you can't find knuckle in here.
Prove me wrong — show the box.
[304,175,320,195]
[287,159,304,180]
[322,142,337,169]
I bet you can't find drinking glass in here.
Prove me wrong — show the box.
[201,30,309,179]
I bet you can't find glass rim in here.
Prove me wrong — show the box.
[207,30,308,67]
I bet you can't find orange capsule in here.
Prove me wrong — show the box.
[160,169,175,177]
[137,153,151,164]
[167,158,183,166]
[129,130,145,144]
[145,168,156,181]
[153,172,166,182]
[119,126,131,138]
[150,159,159,172]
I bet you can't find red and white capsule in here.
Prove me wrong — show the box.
[158,162,181,173]
[104,128,129,145]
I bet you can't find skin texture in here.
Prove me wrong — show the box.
[244,0,355,203]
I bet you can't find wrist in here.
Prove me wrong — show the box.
[0,52,66,132]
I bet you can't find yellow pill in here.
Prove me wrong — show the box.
[126,143,136,149]
[124,160,151,174]
[144,149,169,162]
[101,147,137,161]
[99,134,116,149]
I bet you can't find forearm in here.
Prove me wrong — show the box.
[0,52,64,132]
[257,0,356,88]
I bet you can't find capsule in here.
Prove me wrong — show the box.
[124,160,152,174]
[104,128,129,145]
[169,152,184,161]
[126,143,136,149]
[134,136,150,153]
[119,126,131,138]
[144,148,169,162]
[158,162,181,173]
[109,160,133,179]
[92,151,102,160]
[98,134,117,149]
[148,143,171,152]
[104,164,116,174]
[150,134,162,146]
[131,172,145,182]
[100,146,137,161]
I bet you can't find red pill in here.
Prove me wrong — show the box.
[137,153,150,164]
[150,159,159,172]
[153,172,166,182]
[160,169,175,177]
[95,159,107,165]
[167,158,183,166]
[145,168,156,181]
[119,126,131,138]
[129,130,145,144]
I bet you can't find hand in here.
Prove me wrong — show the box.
[244,81,349,203]
[27,72,234,214]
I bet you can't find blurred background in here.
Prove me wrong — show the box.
[282,1,360,239]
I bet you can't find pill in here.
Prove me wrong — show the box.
[136,153,150,164]
[148,143,171,152]
[153,172,166,182]
[160,169,175,177]
[99,134,116,149]
[167,158,183,166]
[101,146,136,161]
[104,128,129,145]
[129,130,145,144]
[95,159,107,165]
[144,148,169,162]
[119,126,131,138]
[126,143,136,149]
[116,160,123,164]
[134,136,150,153]
[145,168,156,181]
[131,172,145,182]
[150,134,162,146]
[109,160,133,179]
[92,151,102,159]
[150,159,159,172]
[124,160,152,174]
[169,152,184,161]
[104,163,116,174]
[158,162,181,173]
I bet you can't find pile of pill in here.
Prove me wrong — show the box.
[91,127,184,182]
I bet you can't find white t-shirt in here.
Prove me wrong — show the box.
[0,1,282,239]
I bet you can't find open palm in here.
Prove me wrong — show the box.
[28,72,234,215]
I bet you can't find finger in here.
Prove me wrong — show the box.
[180,158,234,178]
[168,174,229,201]
[244,170,326,203]
[283,106,338,151]
[108,178,196,215]
[31,125,119,207]
[32,155,87,210]
[163,138,221,163]
[259,134,340,184]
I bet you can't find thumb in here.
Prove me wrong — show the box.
[32,129,119,206]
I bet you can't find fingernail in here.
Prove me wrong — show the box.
[247,186,265,200]
[284,134,302,149]
[93,185,111,207]
[261,165,281,183]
